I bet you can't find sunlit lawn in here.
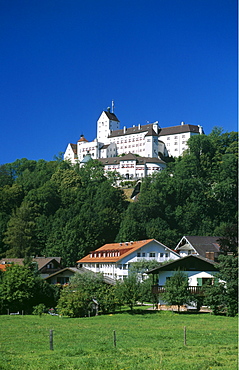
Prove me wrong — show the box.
[0,310,237,369]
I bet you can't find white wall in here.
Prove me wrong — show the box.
[83,241,180,280]
[157,270,217,286]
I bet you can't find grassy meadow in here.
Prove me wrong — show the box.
[0,310,237,370]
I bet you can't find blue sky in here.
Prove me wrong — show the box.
[0,0,237,165]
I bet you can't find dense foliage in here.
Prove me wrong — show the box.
[0,264,59,314]
[203,255,238,317]
[162,270,192,312]
[117,128,238,248]
[0,128,237,265]
[0,159,127,265]
[57,271,117,317]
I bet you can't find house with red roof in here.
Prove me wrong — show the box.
[77,239,180,280]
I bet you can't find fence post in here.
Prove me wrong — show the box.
[113,330,116,348]
[184,326,186,346]
[49,329,54,350]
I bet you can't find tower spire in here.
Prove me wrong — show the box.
[112,100,115,113]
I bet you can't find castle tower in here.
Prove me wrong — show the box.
[97,106,120,143]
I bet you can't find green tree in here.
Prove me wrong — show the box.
[216,224,238,256]
[3,201,39,257]
[57,288,90,318]
[204,255,238,316]
[57,271,116,317]
[0,264,36,313]
[162,270,192,312]
[115,274,141,310]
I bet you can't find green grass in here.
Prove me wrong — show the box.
[0,310,237,369]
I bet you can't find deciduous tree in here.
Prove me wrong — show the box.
[162,270,192,312]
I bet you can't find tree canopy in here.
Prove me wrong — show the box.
[0,128,237,263]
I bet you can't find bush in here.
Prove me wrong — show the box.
[32,303,46,317]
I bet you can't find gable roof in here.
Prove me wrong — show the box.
[146,255,219,275]
[44,267,90,280]
[159,124,203,136]
[98,153,165,166]
[175,236,221,258]
[69,143,77,154]
[0,257,62,271]
[108,123,158,138]
[77,239,178,264]
[104,111,120,122]
[45,267,116,285]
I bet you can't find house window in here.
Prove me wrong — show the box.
[137,252,141,257]
[149,252,155,257]
[165,253,168,258]
[197,278,213,286]
[57,277,69,284]
[142,253,145,257]
[160,253,164,257]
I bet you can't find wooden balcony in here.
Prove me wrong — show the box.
[152,285,204,295]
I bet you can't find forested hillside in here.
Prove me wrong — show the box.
[0,128,237,265]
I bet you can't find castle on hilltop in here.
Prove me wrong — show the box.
[64,104,204,180]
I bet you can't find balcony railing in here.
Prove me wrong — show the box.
[152,285,204,295]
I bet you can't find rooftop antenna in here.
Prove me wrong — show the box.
[112,100,115,113]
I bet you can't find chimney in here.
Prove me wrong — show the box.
[205,251,214,261]
[198,125,203,134]
[181,121,185,125]
[123,126,127,134]
[138,124,141,130]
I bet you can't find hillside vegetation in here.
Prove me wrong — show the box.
[0,128,237,265]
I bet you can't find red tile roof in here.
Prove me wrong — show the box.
[77,239,155,263]
[78,135,88,142]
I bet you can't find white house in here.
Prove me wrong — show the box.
[175,236,221,261]
[64,105,204,177]
[147,255,219,310]
[158,122,204,157]
[77,239,180,280]
[98,153,166,179]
